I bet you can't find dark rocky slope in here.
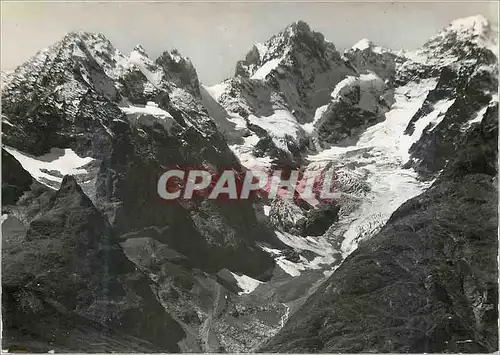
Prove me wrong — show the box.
[2,175,184,352]
[2,149,35,205]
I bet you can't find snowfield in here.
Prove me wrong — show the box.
[247,109,306,154]
[229,135,273,169]
[203,83,230,101]
[120,101,173,119]
[4,146,93,188]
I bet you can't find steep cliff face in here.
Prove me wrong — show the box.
[343,38,400,81]
[313,72,389,147]
[237,21,357,120]
[402,16,498,178]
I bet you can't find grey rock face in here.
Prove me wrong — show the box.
[156,49,201,98]
[343,42,400,81]
[2,149,34,205]
[404,52,497,178]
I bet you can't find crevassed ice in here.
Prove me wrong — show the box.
[268,78,439,275]
[271,231,338,277]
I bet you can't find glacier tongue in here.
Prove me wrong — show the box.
[306,78,438,264]
[204,16,494,281]
[259,77,442,276]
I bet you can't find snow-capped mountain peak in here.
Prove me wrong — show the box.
[349,38,390,56]
[423,14,497,57]
[2,13,498,354]
[351,38,373,51]
[446,14,492,38]
[155,49,201,96]
[62,30,118,58]
[132,44,149,57]
[235,20,339,80]
[63,30,109,43]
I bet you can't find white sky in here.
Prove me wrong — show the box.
[1,1,498,85]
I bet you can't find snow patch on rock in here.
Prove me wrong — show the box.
[128,49,164,87]
[330,72,386,113]
[251,58,281,80]
[400,98,456,161]
[4,146,93,188]
[229,135,273,169]
[248,110,302,140]
[272,231,338,277]
[120,101,174,131]
[230,272,263,294]
[120,101,172,118]
[303,104,329,134]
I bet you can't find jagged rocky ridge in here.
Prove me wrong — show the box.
[2,14,498,353]
[1,31,286,352]
[2,31,281,274]
[203,21,357,169]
